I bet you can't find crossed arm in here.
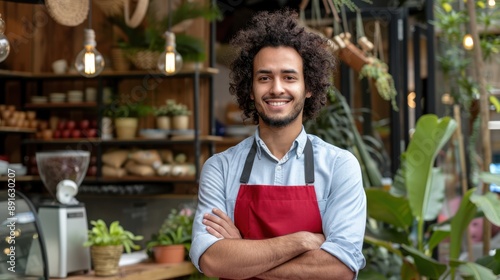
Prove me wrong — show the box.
[199,208,355,280]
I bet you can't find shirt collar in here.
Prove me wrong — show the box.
[253,126,308,160]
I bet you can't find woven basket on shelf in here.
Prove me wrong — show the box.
[127,50,161,70]
[91,245,123,276]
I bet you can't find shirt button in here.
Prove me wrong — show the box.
[277,166,281,170]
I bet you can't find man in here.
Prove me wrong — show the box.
[190,9,366,280]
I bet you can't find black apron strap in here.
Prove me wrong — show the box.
[240,140,258,184]
[239,137,315,184]
[304,138,315,184]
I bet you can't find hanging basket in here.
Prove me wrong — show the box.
[91,245,123,276]
[336,33,371,73]
[127,50,160,70]
[93,0,124,17]
[45,0,89,27]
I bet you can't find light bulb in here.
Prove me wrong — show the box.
[463,34,474,50]
[0,14,11,63]
[157,31,183,76]
[74,29,105,78]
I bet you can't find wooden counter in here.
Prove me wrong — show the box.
[57,261,196,280]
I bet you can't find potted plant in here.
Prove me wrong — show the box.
[361,115,500,279]
[153,100,173,130]
[358,57,399,112]
[104,96,153,139]
[164,99,191,130]
[84,219,143,276]
[146,206,194,264]
[113,1,221,70]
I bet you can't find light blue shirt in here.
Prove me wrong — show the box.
[190,127,366,275]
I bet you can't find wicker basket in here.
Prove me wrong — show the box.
[45,0,89,27]
[127,50,161,70]
[111,48,131,71]
[91,245,123,276]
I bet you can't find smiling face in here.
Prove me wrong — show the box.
[251,46,311,129]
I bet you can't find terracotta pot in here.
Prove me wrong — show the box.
[91,245,123,276]
[115,117,138,139]
[153,245,185,264]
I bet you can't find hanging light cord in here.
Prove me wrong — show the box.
[168,0,172,32]
[88,0,92,29]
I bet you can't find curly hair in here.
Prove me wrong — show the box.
[229,8,335,124]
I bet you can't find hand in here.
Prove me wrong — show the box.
[203,208,242,239]
[300,232,325,251]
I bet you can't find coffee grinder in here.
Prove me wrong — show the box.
[36,150,91,278]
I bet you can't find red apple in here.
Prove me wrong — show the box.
[57,121,66,131]
[87,128,97,138]
[61,129,71,138]
[87,165,97,176]
[79,119,90,130]
[53,130,61,139]
[71,130,81,138]
[90,120,98,128]
[66,120,76,130]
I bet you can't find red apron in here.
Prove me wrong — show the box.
[222,139,323,280]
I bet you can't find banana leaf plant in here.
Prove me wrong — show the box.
[362,114,500,279]
[305,87,383,188]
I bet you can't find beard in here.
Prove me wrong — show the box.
[257,98,305,128]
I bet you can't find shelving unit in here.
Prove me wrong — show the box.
[0,67,220,192]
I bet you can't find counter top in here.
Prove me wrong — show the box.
[56,261,196,280]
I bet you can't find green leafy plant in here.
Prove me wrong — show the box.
[146,206,195,252]
[305,86,384,188]
[84,219,143,253]
[164,99,191,116]
[114,1,221,63]
[359,58,398,111]
[361,115,500,279]
[103,95,153,118]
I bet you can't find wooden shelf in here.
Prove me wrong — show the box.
[0,175,38,182]
[0,175,194,184]
[22,135,237,145]
[53,261,196,280]
[99,175,196,183]
[24,102,98,109]
[0,68,219,79]
[0,127,36,133]
[23,138,100,144]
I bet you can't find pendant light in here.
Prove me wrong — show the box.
[74,2,104,78]
[462,34,474,50]
[0,14,11,63]
[157,0,182,76]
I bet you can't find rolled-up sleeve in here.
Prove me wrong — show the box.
[319,149,366,274]
[189,154,229,271]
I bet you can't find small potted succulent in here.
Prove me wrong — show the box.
[164,99,191,130]
[153,99,175,130]
[146,206,194,264]
[84,219,143,276]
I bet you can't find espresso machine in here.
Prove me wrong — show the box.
[35,150,91,278]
